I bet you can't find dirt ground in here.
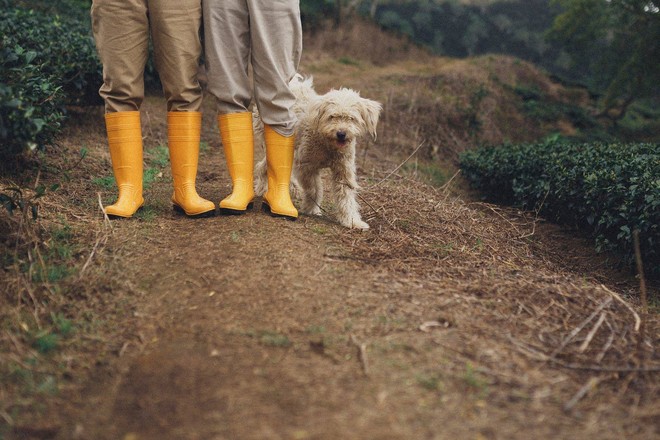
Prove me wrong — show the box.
[2,56,659,440]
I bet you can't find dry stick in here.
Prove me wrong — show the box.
[550,298,612,358]
[564,376,607,412]
[507,334,660,372]
[633,230,648,358]
[578,312,607,353]
[350,335,369,376]
[356,192,396,229]
[600,284,641,332]
[595,321,616,363]
[0,409,13,428]
[434,169,462,206]
[79,231,108,279]
[98,192,113,229]
[367,141,425,189]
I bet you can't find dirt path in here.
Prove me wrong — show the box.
[23,89,650,440]
[3,59,658,438]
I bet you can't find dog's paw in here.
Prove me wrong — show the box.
[342,218,369,230]
[301,205,322,216]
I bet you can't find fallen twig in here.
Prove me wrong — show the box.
[578,312,607,353]
[564,376,607,412]
[595,321,615,363]
[550,298,612,358]
[79,230,108,279]
[351,335,369,376]
[367,141,424,189]
[98,192,113,229]
[600,284,641,332]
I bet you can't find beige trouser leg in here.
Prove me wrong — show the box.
[203,0,302,135]
[91,0,203,112]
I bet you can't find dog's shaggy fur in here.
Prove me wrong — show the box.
[254,76,382,229]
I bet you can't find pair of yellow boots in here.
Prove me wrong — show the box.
[103,111,297,219]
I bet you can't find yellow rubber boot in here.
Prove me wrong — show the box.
[218,112,255,214]
[104,111,144,218]
[168,112,216,217]
[262,125,298,220]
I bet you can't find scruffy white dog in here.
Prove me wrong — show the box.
[254,75,382,229]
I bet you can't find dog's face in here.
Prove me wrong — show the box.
[308,88,382,151]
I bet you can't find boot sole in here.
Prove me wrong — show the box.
[261,202,297,221]
[219,202,254,216]
[172,204,216,218]
[106,205,143,219]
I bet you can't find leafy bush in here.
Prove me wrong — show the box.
[460,139,660,276]
[1,3,101,157]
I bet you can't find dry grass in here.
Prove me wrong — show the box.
[302,47,590,166]
[331,166,659,425]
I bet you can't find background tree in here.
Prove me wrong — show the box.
[549,0,660,121]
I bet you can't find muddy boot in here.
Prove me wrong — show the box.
[262,125,298,220]
[104,111,144,218]
[168,111,216,217]
[218,112,255,214]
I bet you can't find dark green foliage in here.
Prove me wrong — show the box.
[357,0,568,76]
[460,140,660,276]
[301,0,336,30]
[1,2,102,157]
[548,0,660,118]
[514,86,598,129]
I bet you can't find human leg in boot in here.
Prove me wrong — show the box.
[168,111,216,217]
[204,0,301,220]
[104,111,144,218]
[262,125,298,219]
[218,112,255,214]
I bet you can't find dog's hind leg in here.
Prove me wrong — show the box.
[297,166,323,215]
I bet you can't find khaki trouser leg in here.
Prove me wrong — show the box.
[149,0,204,112]
[91,0,203,113]
[203,0,302,134]
[91,0,150,112]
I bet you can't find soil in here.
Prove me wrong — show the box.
[2,58,658,440]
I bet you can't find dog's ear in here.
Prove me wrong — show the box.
[358,98,382,141]
[307,98,328,127]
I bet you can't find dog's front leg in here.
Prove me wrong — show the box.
[332,164,369,230]
[297,165,323,215]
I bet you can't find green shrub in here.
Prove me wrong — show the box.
[0,3,101,157]
[460,139,660,277]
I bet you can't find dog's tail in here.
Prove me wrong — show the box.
[289,73,316,106]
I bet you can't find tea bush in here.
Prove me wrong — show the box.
[1,2,101,157]
[460,139,660,276]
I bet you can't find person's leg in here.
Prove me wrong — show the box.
[203,0,255,213]
[149,0,204,112]
[91,0,149,112]
[202,0,252,115]
[248,0,302,219]
[91,0,149,217]
[248,0,302,135]
[217,112,255,214]
[167,112,216,216]
[150,0,215,216]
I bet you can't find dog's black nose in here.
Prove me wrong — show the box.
[336,131,347,141]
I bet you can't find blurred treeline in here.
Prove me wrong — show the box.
[302,0,660,125]
[303,0,568,74]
